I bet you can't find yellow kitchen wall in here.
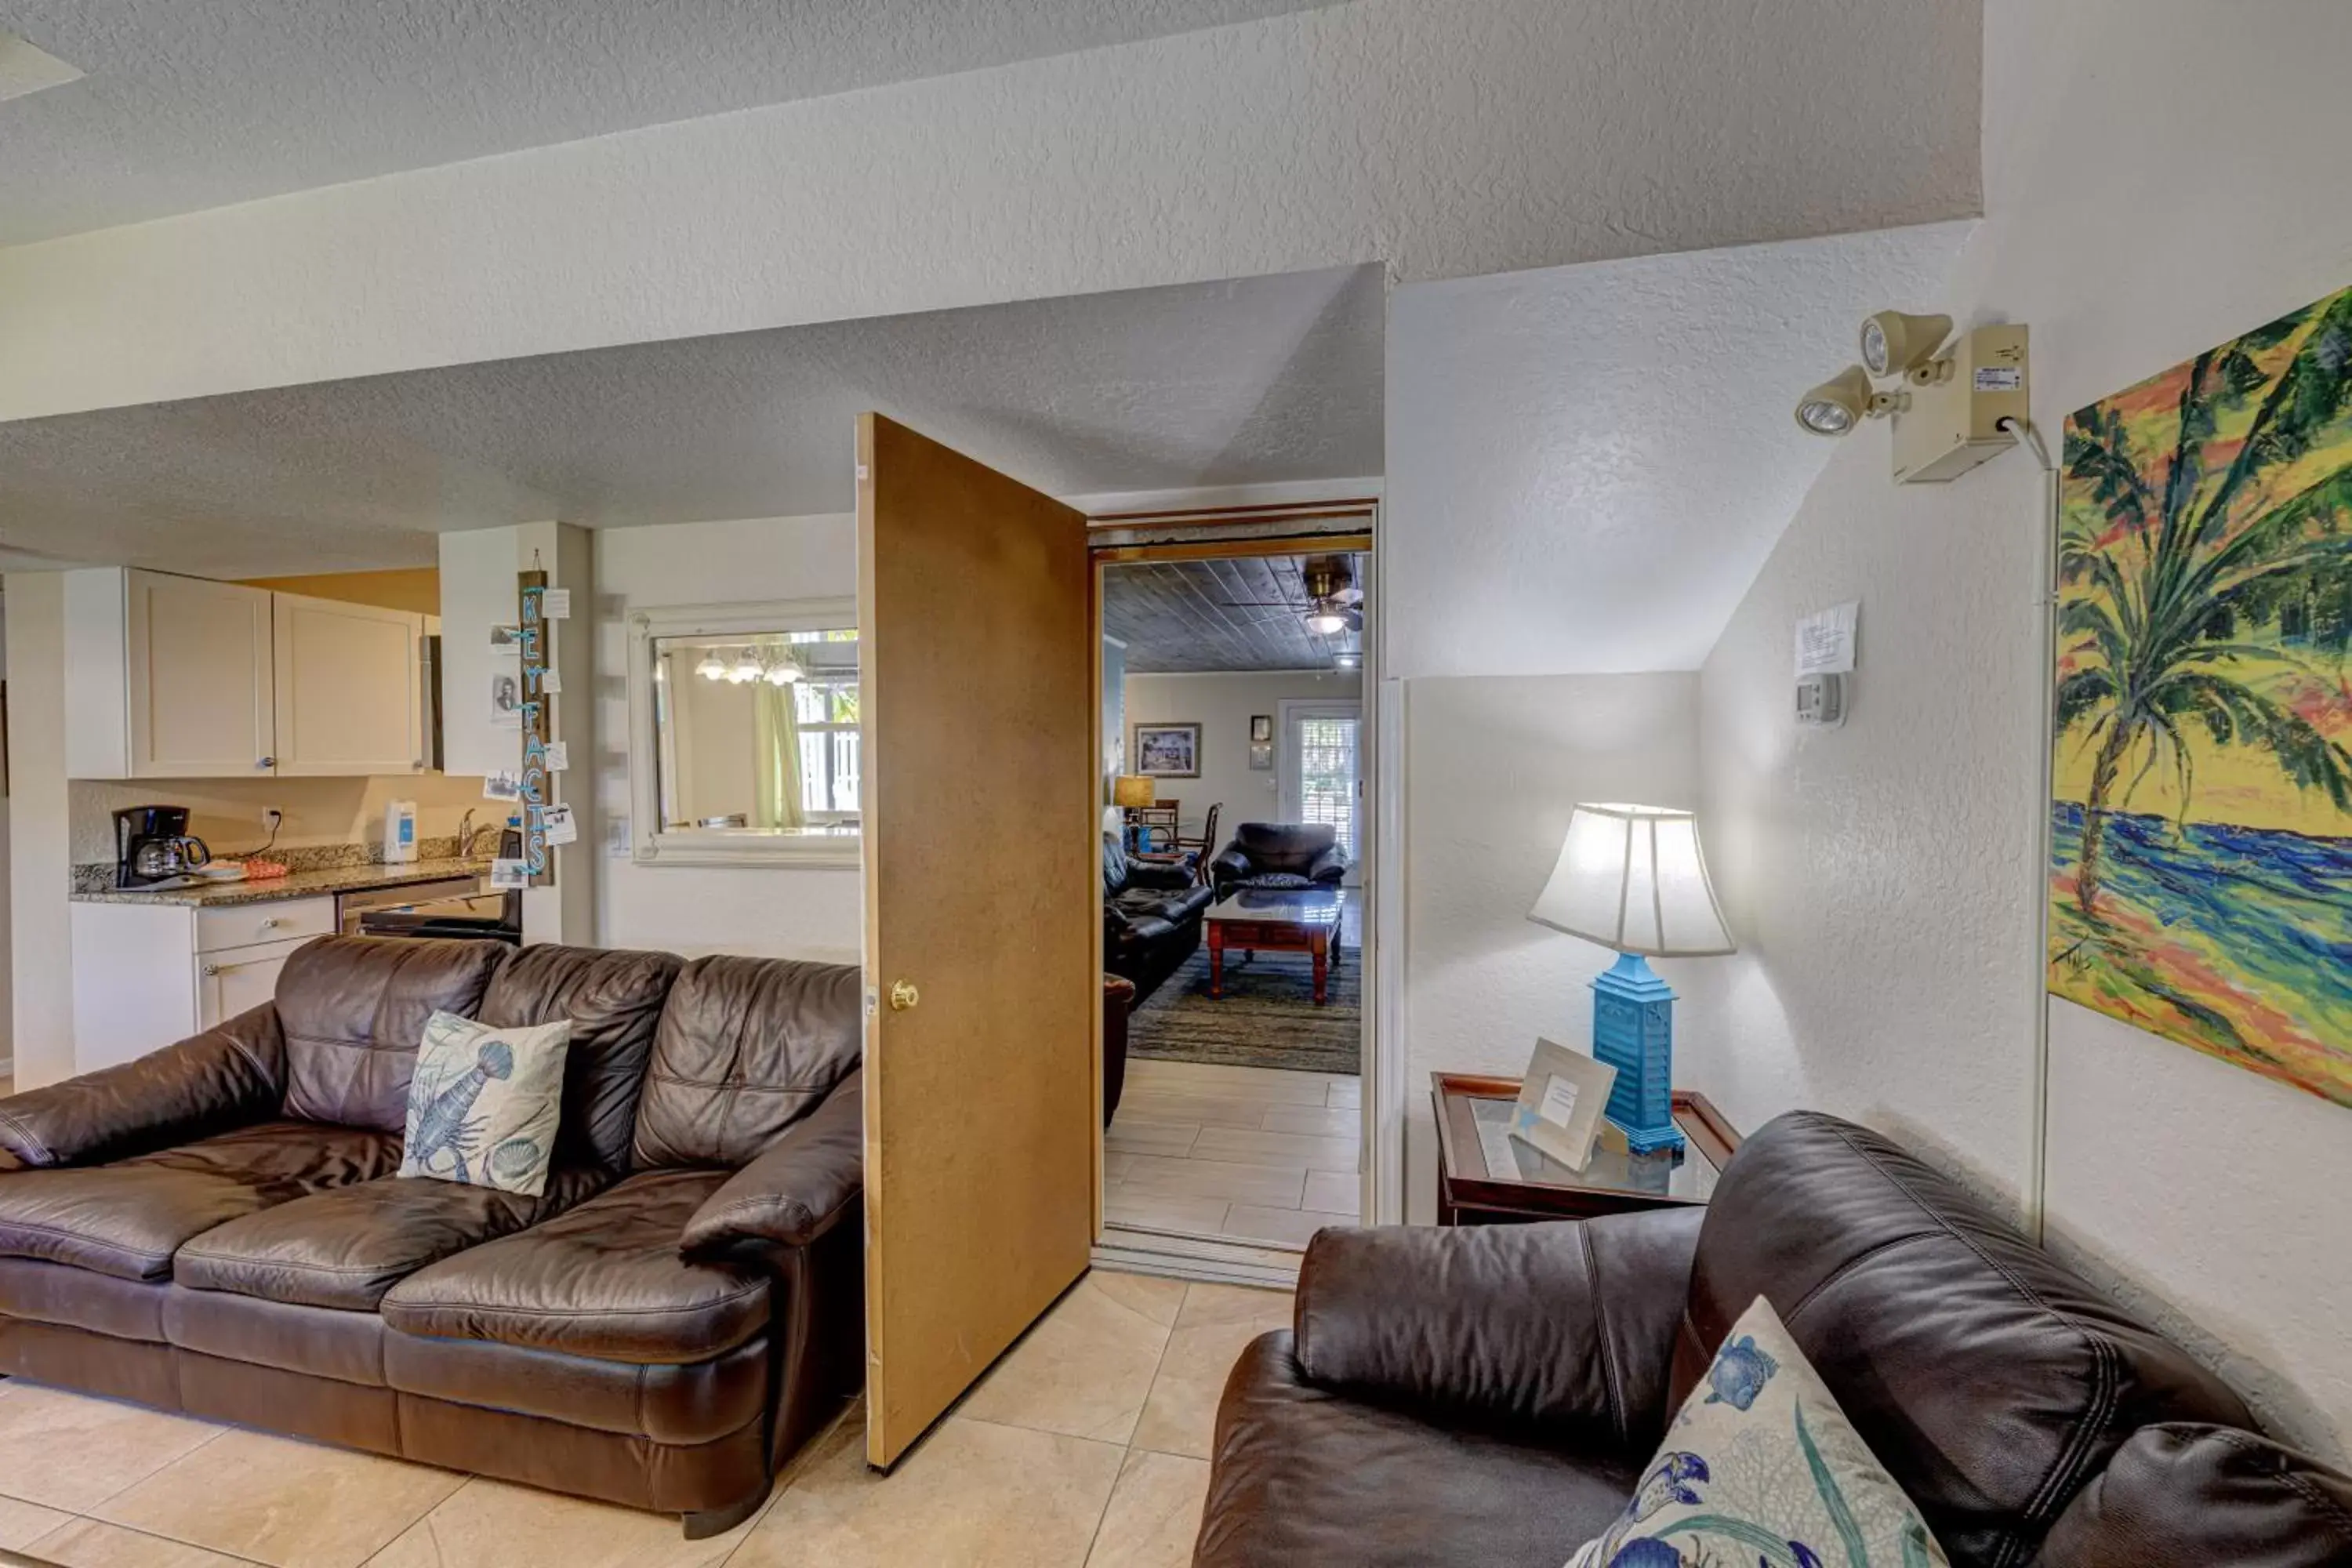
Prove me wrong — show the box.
[70,772,492,865]
[239,568,441,616]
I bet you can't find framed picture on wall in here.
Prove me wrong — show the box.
[1132,723,1201,778]
[1250,714,1272,742]
[1248,741,1273,771]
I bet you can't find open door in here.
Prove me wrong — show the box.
[856,413,1098,1468]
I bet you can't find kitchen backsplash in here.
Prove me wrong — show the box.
[68,773,493,867]
[70,833,479,892]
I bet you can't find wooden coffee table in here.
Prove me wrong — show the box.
[1205,887,1343,1004]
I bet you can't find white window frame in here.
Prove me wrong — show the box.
[625,597,861,869]
[1278,698,1364,878]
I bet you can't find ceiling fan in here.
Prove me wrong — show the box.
[1220,554,1363,634]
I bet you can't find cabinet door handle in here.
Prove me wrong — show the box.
[260,917,281,930]
[256,757,276,769]
[202,963,220,977]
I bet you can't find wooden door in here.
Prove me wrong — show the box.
[127,571,275,777]
[272,593,426,775]
[858,413,1097,1468]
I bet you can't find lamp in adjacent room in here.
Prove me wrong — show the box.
[1112,775,1156,811]
[1527,804,1734,1156]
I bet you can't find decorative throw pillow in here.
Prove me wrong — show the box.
[1569,1297,1950,1568]
[396,1011,571,1196]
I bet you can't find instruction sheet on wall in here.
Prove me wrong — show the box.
[1794,600,1860,677]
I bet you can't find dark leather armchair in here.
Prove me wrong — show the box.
[1104,833,1212,1003]
[1194,1112,2352,1568]
[1209,822,1348,899]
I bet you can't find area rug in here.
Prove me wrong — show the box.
[1127,942,1360,1076]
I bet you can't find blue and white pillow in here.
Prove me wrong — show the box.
[397,1012,571,1197]
[1569,1297,1949,1568]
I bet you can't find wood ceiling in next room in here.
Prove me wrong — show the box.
[1103,554,1363,673]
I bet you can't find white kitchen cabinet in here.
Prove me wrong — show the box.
[64,568,429,779]
[196,935,314,1032]
[71,895,339,1071]
[272,593,426,775]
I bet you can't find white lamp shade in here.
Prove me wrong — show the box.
[1527,803,1734,957]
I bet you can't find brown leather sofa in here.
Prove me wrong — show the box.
[1195,1111,2352,1568]
[1105,832,1214,1003]
[0,937,865,1538]
[1207,822,1347,900]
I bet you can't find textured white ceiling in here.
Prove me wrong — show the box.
[0,0,1348,244]
[0,266,1381,575]
[1385,221,1976,677]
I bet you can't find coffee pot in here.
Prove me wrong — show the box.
[114,805,209,890]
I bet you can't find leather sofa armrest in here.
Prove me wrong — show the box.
[681,1069,863,1254]
[1124,856,1198,891]
[1293,1210,1703,1448]
[0,1004,285,1169]
[1305,846,1348,882]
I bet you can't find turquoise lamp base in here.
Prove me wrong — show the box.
[1590,952,1683,1156]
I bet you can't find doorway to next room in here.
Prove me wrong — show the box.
[1096,536,1372,1258]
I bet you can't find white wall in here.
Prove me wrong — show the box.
[67,774,492,866]
[5,574,71,1087]
[1693,0,2352,1459]
[594,514,862,963]
[0,0,1978,425]
[1402,673,1702,1222]
[1122,670,1363,851]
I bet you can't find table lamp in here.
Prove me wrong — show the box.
[1112,775,1156,811]
[1526,804,1734,1156]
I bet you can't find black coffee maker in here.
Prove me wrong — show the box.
[114,805,210,890]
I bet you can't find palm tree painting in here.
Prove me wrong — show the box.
[2052,283,2352,1108]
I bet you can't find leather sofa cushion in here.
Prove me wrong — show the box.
[0,1120,398,1281]
[1110,886,1210,925]
[382,1170,768,1363]
[1679,1112,2255,1568]
[2034,1422,2352,1568]
[1227,822,1338,873]
[1194,1332,1640,1568]
[277,938,506,1133]
[164,1285,390,1386]
[631,956,862,1171]
[475,945,683,1176]
[0,1255,172,1343]
[173,1164,604,1310]
[386,1327,768,1444]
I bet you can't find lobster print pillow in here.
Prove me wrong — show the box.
[1568,1296,1948,1568]
[397,1011,572,1197]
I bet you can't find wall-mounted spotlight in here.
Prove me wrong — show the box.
[1860,311,1953,379]
[1794,311,2030,483]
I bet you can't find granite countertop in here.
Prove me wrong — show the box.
[74,857,495,908]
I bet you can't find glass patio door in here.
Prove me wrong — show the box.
[1280,701,1363,876]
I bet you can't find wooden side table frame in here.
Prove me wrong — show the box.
[1431,1072,1741,1225]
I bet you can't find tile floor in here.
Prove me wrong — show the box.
[1104,1059,1360,1248]
[0,1271,1290,1568]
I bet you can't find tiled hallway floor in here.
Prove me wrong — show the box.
[1105,1060,1360,1248]
[0,1272,1288,1568]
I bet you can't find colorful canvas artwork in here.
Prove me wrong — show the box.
[2050,283,2352,1108]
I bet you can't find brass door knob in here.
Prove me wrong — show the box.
[887,980,920,1011]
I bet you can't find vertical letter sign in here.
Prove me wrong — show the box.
[517,571,557,888]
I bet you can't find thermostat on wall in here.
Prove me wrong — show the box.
[1795,672,1847,728]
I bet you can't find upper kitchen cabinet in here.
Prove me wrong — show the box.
[272,593,426,775]
[63,568,427,779]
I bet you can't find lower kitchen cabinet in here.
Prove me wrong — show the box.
[70,896,338,1072]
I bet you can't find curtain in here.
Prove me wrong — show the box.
[753,682,807,830]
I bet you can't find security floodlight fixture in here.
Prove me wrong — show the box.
[1860,311,1954,378]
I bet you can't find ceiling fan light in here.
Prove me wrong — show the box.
[1303,609,1348,636]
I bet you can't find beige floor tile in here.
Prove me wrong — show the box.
[0,1494,73,1551]
[0,1383,222,1513]
[96,1428,464,1568]
[365,1475,755,1568]
[1102,1149,1139,1185]
[1131,1286,1293,1460]
[732,1415,1122,1568]
[1325,1079,1362,1109]
[1125,1065,1329,1105]
[1116,1156,1305,1209]
[1102,1120,1200,1158]
[1220,1206,1353,1248]
[1112,1091,1275,1131]
[29,1518,254,1568]
[1301,1170,1361,1216]
[1188,1125,1358,1174]
[1102,1193,1232,1236]
[1258,1103,1359,1138]
[960,1273,1182,1443]
[1084,1450,1210,1568]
